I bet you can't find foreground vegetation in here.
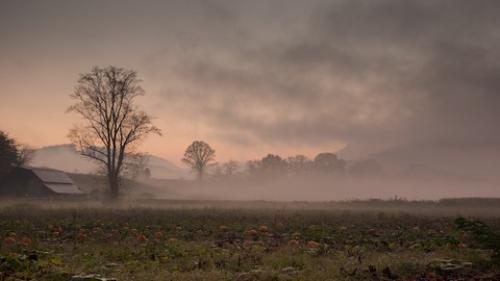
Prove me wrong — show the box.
[1,202,500,280]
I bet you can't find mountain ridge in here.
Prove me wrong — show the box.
[30,144,187,179]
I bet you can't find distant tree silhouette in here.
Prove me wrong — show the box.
[0,131,32,178]
[255,154,288,177]
[313,153,346,175]
[287,155,312,175]
[222,160,239,177]
[246,159,262,176]
[211,163,224,178]
[213,160,239,179]
[68,66,161,199]
[182,141,215,181]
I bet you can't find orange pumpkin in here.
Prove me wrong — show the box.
[287,239,299,247]
[136,234,147,243]
[244,229,258,236]
[3,237,16,246]
[77,232,87,242]
[154,231,163,240]
[306,240,320,249]
[20,237,32,247]
[258,225,268,232]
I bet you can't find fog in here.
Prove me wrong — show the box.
[146,168,499,201]
[27,144,500,201]
[1,0,499,201]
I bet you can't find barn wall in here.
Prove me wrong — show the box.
[0,168,55,197]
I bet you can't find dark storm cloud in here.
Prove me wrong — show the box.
[153,0,500,150]
[1,0,499,155]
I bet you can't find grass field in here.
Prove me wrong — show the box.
[1,200,500,281]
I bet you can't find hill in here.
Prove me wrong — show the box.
[31,144,187,179]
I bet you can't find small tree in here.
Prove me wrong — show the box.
[182,141,215,181]
[124,153,151,180]
[222,160,239,177]
[68,66,161,199]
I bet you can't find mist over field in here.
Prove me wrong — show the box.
[1,0,500,201]
[3,2,500,280]
[23,142,499,201]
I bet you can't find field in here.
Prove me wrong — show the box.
[1,200,500,281]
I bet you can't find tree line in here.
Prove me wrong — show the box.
[181,140,384,181]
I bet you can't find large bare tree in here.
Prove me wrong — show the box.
[182,140,215,181]
[68,66,161,199]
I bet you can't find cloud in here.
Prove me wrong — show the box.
[2,0,499,160]
[149,0,500,153]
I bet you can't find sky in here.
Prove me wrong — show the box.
[1,0,500,166]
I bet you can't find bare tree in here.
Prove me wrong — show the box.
[182,141,215,181]
[222,160,239,177]
[124,153,151,181]
[17,145,33,166]
[68,66,161,199]
[210,163,224,178]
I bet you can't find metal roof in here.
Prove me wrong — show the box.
[29,167,83,194]
[31,168,74,184]
[44,183,83,194]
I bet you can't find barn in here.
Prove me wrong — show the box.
[0,167,83,197]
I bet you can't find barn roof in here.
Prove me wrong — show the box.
[44,183,83,194]
[29,167,83,194]
[31,168,74,184]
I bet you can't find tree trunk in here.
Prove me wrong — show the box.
[198,169,203,183]
[108,173,120,200]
